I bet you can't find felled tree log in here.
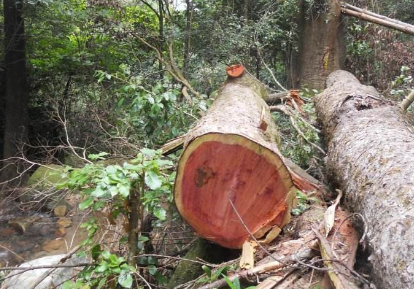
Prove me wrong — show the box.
[314,70,414,289]
[174,70,296,249]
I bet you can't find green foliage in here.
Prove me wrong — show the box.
[222,275,256,289]
[94,65,210,147]
[62,250,136,288]
[58,148,174,287]
[391,66,413,98]
[275,90,322,170]
[345,5,414,92]
[291,190,320,216]
[65,148,174,222]
[347,23,372,58]
[197,265,231,284]
[196,265,254,289]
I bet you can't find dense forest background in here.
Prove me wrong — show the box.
[1,0,413,170]
[0,0,414,288]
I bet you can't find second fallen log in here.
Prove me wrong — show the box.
[174,68,295,249]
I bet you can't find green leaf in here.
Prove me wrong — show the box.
[155,271,167,285]
[118,184,130,198]
[95,264,108,273]
[62,281,74,289]
[138,235,149,242]
[136,256,148,265]
[148,265,157,275]
[106,165,118,174]
[88,152,109,161]
[109,186,119,197]
[145,171,162,190]
[140,148,156,158]
[153,207,166,221]
[118,270,133,288]
[233,277,241,289]
[79,197,94,210]
[223,275,237,289]
[147,256,158,265]
[211,266,229,281]
[101,250,111,260]
[92,186,107,198]
[202,265,212,278]
[91,244,102,260]
[97,277,108,289]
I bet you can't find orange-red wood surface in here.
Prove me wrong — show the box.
[178,141,287,248]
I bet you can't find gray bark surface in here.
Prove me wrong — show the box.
[314,70,414,289]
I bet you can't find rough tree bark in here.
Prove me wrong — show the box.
[314,70,414,289]
[1,0,29,184]
[289,0,345,89]
[174,71,296,249]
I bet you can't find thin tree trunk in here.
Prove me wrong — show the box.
[314,70,414,289]
[1,0,28,185]
[183,0,191,76]
[158,0,164,78]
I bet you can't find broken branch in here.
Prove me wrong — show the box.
[341,3,414,35]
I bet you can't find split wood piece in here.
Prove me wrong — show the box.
[240,241,256,269]
[328,208,359,270]
[341,3,414,36]
[314,228,360,289]
[314,70,414,289]
[401,90,414,111]
[197,242,316,289]
[174,72,295,249]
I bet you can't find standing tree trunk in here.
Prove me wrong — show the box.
[289,0,345,89]
[183,0,191,76]
[174,70,295,249]
[1,0,28,184]
[314,70,414,289]
[158,0,164,79]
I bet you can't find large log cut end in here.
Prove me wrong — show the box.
[175,134,292,248]
[174,71,294,249]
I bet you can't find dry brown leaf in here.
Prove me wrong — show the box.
[324,189,343,236]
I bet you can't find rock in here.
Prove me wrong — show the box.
[0,250,22,267]
[55,227,67,238]
[28,218,56,237]
[0,254,88,289]
[46,199,72,212]
[42,239,65,253]
[8,216,41,233]
[63,154,85,167]
[57,217,72,228]
[26,165,68,188]
[0,228,16,238]
[54,205,67,217]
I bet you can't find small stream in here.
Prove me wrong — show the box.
[0,199,86,267]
